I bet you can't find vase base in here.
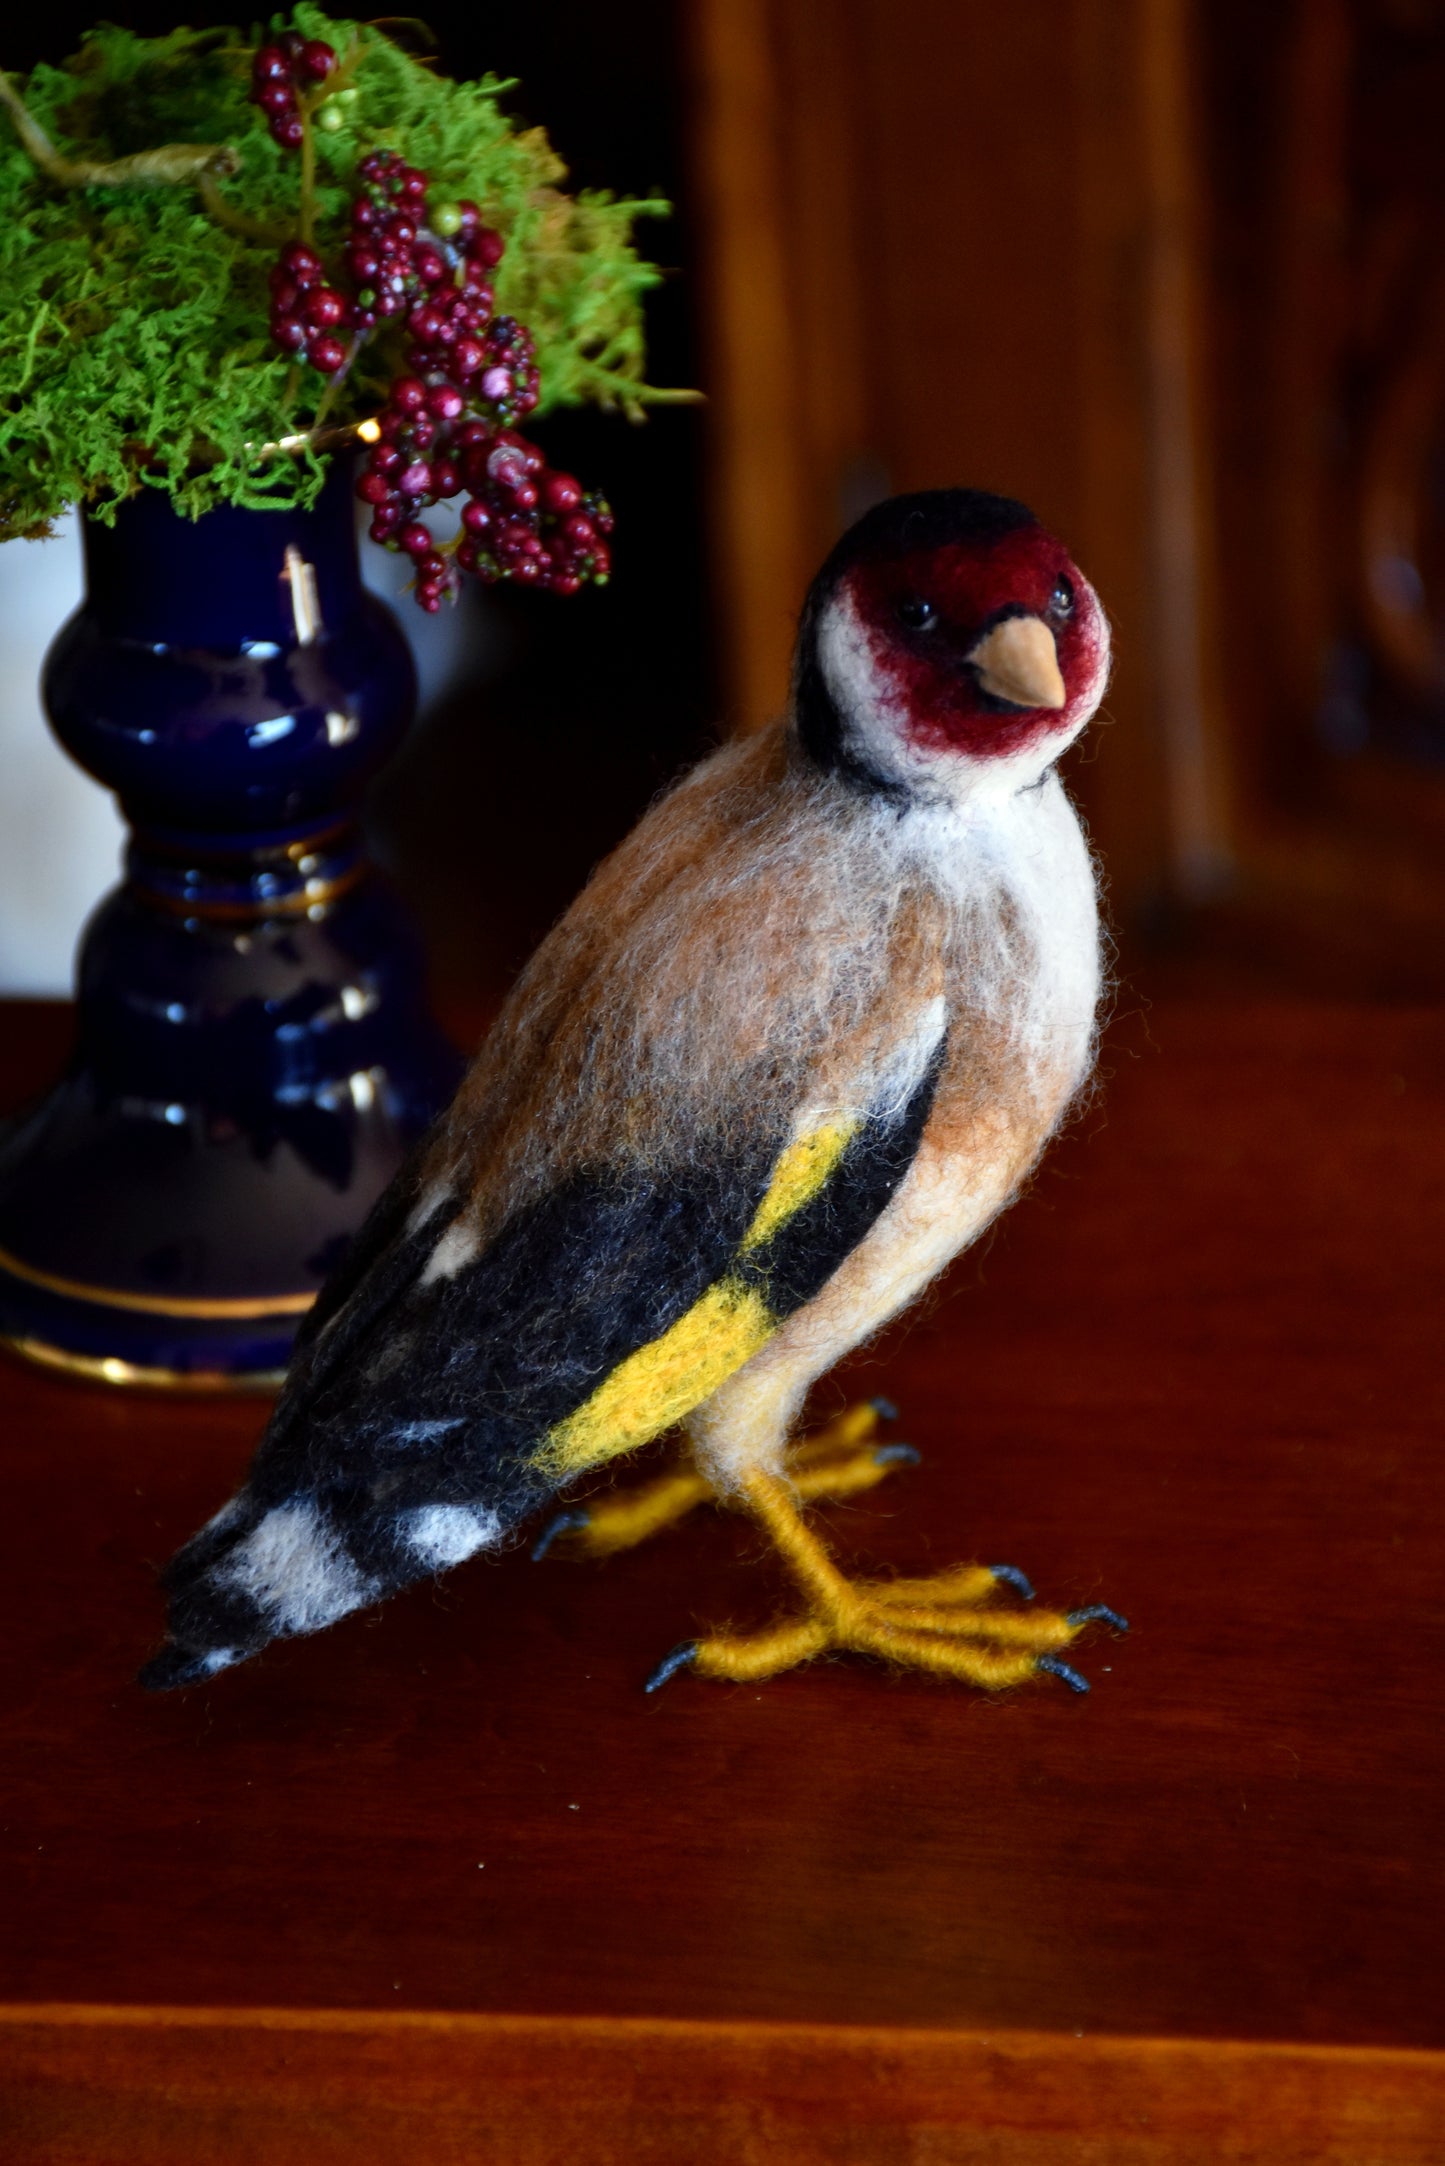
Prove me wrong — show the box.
[0,866,462,1393]
[1,1330,285,1396]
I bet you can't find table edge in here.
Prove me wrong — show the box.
[3,2001,1443,2162]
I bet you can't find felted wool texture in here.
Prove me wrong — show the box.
[145,1034,947,1686]
[143,486,1110,1689]
[419,722,1098,1244]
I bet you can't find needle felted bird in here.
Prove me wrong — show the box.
[143,487,1126,1696]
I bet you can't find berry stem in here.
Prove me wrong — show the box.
[195,171,287,245]
[309,331,367,429]
[324,33,363,101]
[297,101,317,246]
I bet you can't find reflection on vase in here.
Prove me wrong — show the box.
[0,460,460,1388]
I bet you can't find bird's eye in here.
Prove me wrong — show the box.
[1048,575,1076,621]
[897,596,938,631]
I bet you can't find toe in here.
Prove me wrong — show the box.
[1036,1653,1091,1694]
[644,1642,699,1693]
[872,1442,921,1468]
[988,1563,1036,1601]
[531,1508,591,1562]
[1067,1604,1129,1632]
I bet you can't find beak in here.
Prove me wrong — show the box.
[965,614,1066,711]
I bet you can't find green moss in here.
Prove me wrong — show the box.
[0,10,670,538]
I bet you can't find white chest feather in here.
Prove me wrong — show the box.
[968,770,1101,1099]
[739,771,1099,1402]
[780,772,1100,1376]
[904,767,1101,1111]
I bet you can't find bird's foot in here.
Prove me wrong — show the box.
[532,1461,714,1561]
[533,1400,915,1562]
[645,1470,1126,1693]
[666,1588,1118,1692]
[785,1398,922,1502]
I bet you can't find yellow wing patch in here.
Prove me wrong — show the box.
[739,1118,857,1252]
[532,1116,859,1482]
[534,1278,774,1480]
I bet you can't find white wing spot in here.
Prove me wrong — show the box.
[217,1500,375,1635]
[406,1177,453,1237]
[402,1503,503,1570]
[387,1416,466,1446]
[421,1216,481,1284]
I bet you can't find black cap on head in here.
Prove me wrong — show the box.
[804,489,1039,617]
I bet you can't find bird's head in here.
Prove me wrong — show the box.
[793,489,1110,805]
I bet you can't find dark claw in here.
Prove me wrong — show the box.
[1037,1654,1091,1694]
[1067,1605,1129,1632]
[869,1396,900,1422]
[644,1642,698,1694]
[873,1442,921,1468]
[531,1508,591,1562]
[988,1563,1036,1601]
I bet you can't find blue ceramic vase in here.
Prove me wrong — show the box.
[0,460,460,1388]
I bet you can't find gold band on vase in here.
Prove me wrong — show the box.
[0,1240,317,1320]
[1,1333,286,1394]
[132,857,367,922]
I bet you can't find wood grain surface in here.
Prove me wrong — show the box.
[2,995,1443,2158]
[6,2006,1445,2164]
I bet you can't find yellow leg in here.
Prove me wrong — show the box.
[646,1470,1126,1695]
[532,1400,914,1562]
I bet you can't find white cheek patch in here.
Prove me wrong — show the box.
[421,1215,481,1284]
[818,587,894,718]
[817,591,930,795]
[217,1499,375,1637]
[402,1503,503,1570]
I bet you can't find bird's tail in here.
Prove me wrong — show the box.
[139,1475,530,1690]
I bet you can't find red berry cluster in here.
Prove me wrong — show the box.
[251,32,336,150]
[267,240,350,375]
[365,411,613,608]
[260,117,614,610]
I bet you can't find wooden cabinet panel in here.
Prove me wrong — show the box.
[688,0,1230,919]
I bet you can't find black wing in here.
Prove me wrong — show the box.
[142,1044,943,1686]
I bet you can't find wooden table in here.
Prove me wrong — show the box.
[2,996,1443,2162]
